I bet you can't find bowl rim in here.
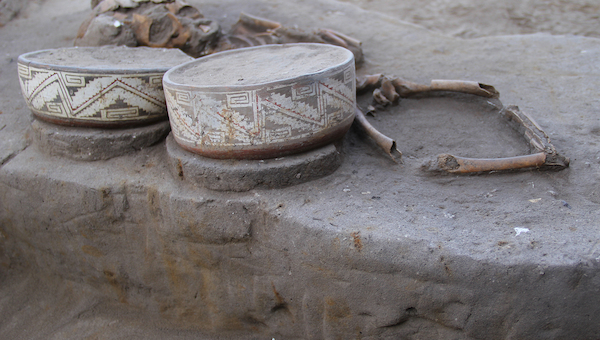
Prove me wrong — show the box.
[18,46,193,75]
[163,43,355,91]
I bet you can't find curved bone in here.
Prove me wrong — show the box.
[354,108,402,162]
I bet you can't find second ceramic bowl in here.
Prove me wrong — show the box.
[163,43,356,159]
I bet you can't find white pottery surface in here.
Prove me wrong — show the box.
[18,46,193,128]
[163,43,356,159]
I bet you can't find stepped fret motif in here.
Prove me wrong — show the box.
[166,65,356,147]
[18,64,167,123]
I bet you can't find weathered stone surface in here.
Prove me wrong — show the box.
[166,134,344,191]
[1,0,600,339]
[31,119,171,161]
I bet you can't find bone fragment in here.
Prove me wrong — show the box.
[391,78,499,98]
[356,74,383,93]
[424,153,547,173]
[390,78,431,97]
[354,107,402,162]
[500,105,569,170]
[429,80,499,98]
[381,78,400,102]
[318,29,349,48]
[237,12,281,30]
[366,105,376,116]
[372,88,391,106]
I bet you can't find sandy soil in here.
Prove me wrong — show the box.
[339,0,600,38]
[5,0,600,38]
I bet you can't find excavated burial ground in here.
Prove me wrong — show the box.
[1,0,599,339]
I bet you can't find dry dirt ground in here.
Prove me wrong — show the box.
[1,0,600,339]
[4,0,600,37]
[339,0,600,38]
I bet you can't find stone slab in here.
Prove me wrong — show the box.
[166,134,343,191]
[31,119,171,161]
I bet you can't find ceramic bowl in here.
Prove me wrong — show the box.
[18,46,193,128]
[163,43,356,159]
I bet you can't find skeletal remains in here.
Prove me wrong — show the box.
[356,75,569,173]
[77,0,568,174]
[76,0,363,61]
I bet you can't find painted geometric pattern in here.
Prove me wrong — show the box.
[18,64,166,122]
[165,65,356,147]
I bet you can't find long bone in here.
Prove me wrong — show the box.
[354,107,402,162]
[357,74,499,104]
